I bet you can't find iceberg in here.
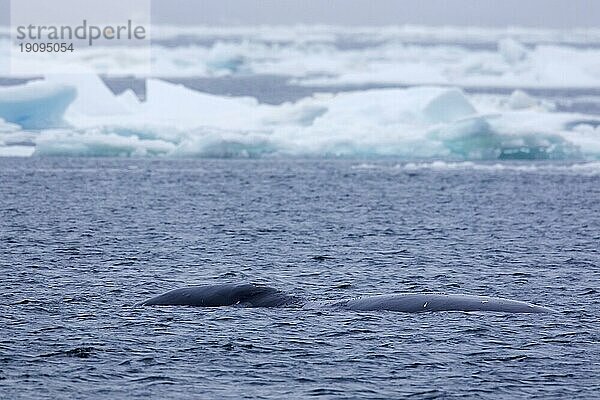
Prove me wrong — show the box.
[0,117,20,133]
[44,74,133,118]
[0,73,598,160]
[141,79,262,130]
[139,26,600,89]
[497,38,528,64]
[422,89,477,123]
[5,25,600,88]
[506,90,538,110]
[0,81,76,129]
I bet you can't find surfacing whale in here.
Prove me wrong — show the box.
[140,283,300,308]
[139,283,555,313]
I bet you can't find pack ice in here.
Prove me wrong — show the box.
[0,74,599,159]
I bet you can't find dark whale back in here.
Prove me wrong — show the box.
[140,283,297,307]
[139,283,554,313]
[342,293,554,313]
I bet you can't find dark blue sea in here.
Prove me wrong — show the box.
[1,157,599,399]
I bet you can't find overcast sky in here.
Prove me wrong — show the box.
[1,0,599,28]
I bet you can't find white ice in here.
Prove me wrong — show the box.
[3,25,600,87]
[0,73,597,160]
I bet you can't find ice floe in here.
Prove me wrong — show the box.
[0,73,599,160]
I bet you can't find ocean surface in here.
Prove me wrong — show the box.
[1,158,599,399]
[2,26,600,398]
[4,26,600,159]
